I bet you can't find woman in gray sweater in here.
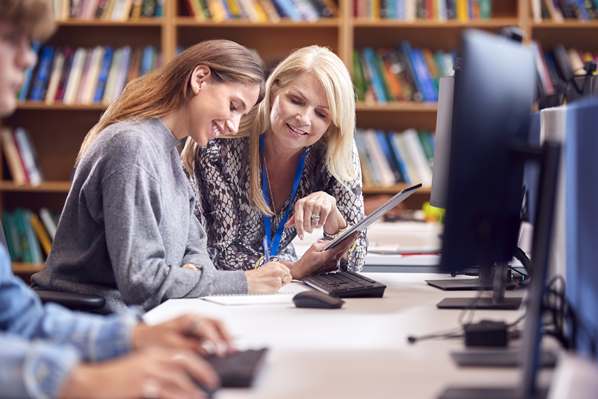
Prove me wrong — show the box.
[33,40,292,313]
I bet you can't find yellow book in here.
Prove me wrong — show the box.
[371,0,380,18]
[103,0,117,19]
[257,0,280,22]
[131,0,143,18]
[30,213,52,257]
[456,0,468,22]
[208,0,227,21]
[226,0,242,18]
[251,0,269,22]
[187,0,206,20]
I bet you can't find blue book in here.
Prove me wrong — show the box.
[271,0,302,20]
[402,42,437,102]
[18,42,41,100]
[565,97,598,360]
[29,46,55,101]
[375,130,402,183]
[399,42,426,101]
[387,132,410,183]
[94,47,114,103]
[362,48,388,102]
[381,131,406,182]
[575,0,591,19]
[395,0,404,19]
[155,0,164,16]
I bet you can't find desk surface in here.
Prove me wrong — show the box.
[144,273,553,399]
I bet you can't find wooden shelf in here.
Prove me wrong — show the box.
[352,18,519,28]
[364,185,431,195]
[56,18,163,27]
[357,102,438,112]
[0,181,71,193]
[175,18,340,28]
[12,263,45,274]
[532,21,598,29]
[16,102,107,111]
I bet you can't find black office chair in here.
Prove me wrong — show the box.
[0,218,106,313]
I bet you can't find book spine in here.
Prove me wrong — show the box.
[30,213,52,257]
[30,46,55,101]
[94,47,114,103]
[23,210,43,264]
[362,47,388,102]
[411,47,437,101]
[14,127,43,185]
[39,208,58,240]
[1,128,27,185]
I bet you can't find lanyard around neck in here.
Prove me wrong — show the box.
[260,134,306,260]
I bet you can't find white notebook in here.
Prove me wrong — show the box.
[201,282,308,306]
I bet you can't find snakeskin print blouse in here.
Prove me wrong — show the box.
[191,136,367,272]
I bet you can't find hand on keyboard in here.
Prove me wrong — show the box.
[284,232,359,279]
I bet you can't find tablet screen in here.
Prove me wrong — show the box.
[323,183,423,251]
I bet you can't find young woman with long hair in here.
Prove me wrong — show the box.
[33,40,293,313]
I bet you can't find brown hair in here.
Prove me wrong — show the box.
[0,0,56,40]
[78,39,265,161]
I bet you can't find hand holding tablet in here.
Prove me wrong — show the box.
[322,183,423,251]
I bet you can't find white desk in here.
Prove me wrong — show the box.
[144,273,554,399]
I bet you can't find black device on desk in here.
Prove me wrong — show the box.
[303,270,386,298]
[293,290,345,308]
[203,348,268,389]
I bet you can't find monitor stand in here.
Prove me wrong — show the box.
[438,387,548,399]
[427,247,529,291]
[436,264,522,310]
[450,349,558,368]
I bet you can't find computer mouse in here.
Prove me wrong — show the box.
[293,290,345,309]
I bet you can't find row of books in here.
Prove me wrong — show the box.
[531,0,598,22]
[354,0,493,20]
[52,0,164,20]
[1,127,43,186]
[353,44,454,103]
[2,208,59,264]
[19,45,161,105]
[535,45,598,97]
[183,0,338,21]
[356,129,434,187]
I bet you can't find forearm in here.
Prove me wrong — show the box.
[34,304,137,362]
[0,335,80,399]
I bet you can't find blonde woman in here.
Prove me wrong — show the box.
[33,40,293,313]
[184,46,366,278]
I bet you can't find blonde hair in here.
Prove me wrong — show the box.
[78,40,265,161]
[1,0,56,40]
[183,45,357,215]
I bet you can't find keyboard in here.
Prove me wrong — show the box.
[303,271,386,298]
[204,348,268,388]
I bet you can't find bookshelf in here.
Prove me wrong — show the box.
[2,0,597,272]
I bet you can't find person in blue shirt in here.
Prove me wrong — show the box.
[0,1,233,398]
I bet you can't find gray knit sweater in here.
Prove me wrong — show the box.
[32,119,247,313]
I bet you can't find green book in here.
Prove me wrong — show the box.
[479,0,492,19]
[352,50,366,101]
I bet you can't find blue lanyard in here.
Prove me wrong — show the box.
[260,135,306,261]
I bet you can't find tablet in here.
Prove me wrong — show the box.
[323,183,423,251]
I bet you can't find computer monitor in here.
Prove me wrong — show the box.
[438,29,562,399]
[436,29,535,309]
[564,97,598,361]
